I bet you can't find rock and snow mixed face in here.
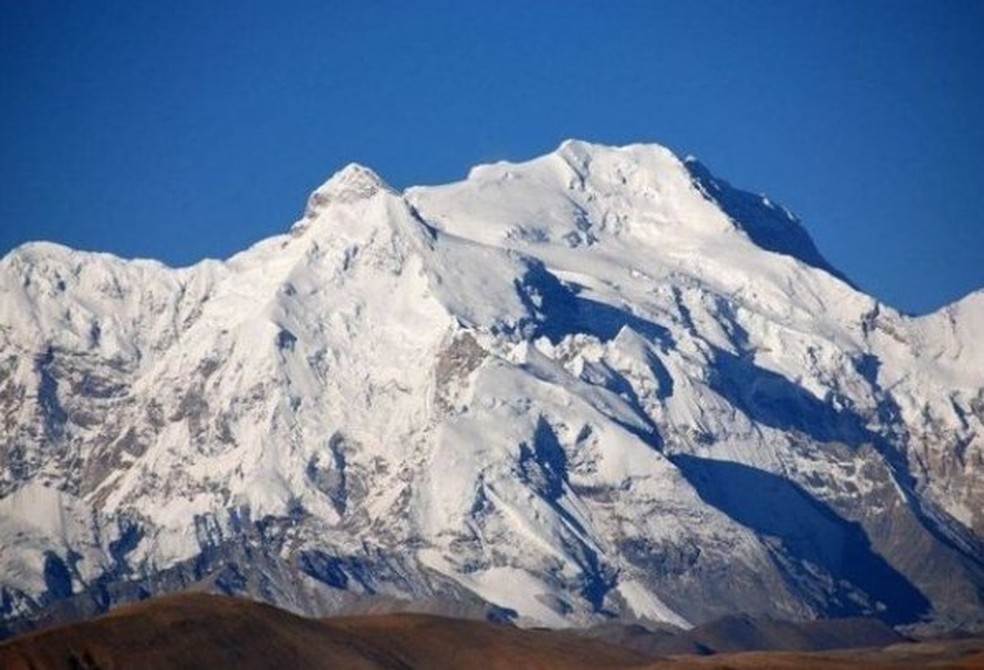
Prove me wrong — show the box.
[1,140,982,632]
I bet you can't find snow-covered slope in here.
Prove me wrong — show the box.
[1,140,982,633]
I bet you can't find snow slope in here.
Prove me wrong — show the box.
[1,140,982,633]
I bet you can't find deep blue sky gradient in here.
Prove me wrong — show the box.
[2,1,982,314]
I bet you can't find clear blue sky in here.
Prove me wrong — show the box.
[2,1,982,314]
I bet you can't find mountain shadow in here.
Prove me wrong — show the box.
[684,158,854,286]
[708,347,984,566]
[515,262,673,347]
[708,348,872,446]
[670,454,930,626]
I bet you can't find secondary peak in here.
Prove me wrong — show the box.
[303,163,395,218]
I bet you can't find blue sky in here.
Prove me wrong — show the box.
[2,1,982,314]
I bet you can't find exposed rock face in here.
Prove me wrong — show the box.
[1,140,982,633]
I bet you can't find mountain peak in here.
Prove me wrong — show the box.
[552,138,679,172]
[548,144,844,283]
[303,163,395,218]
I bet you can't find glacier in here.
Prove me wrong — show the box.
[0,140,982,634]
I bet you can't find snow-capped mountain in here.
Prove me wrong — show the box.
[1,140,982,633]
